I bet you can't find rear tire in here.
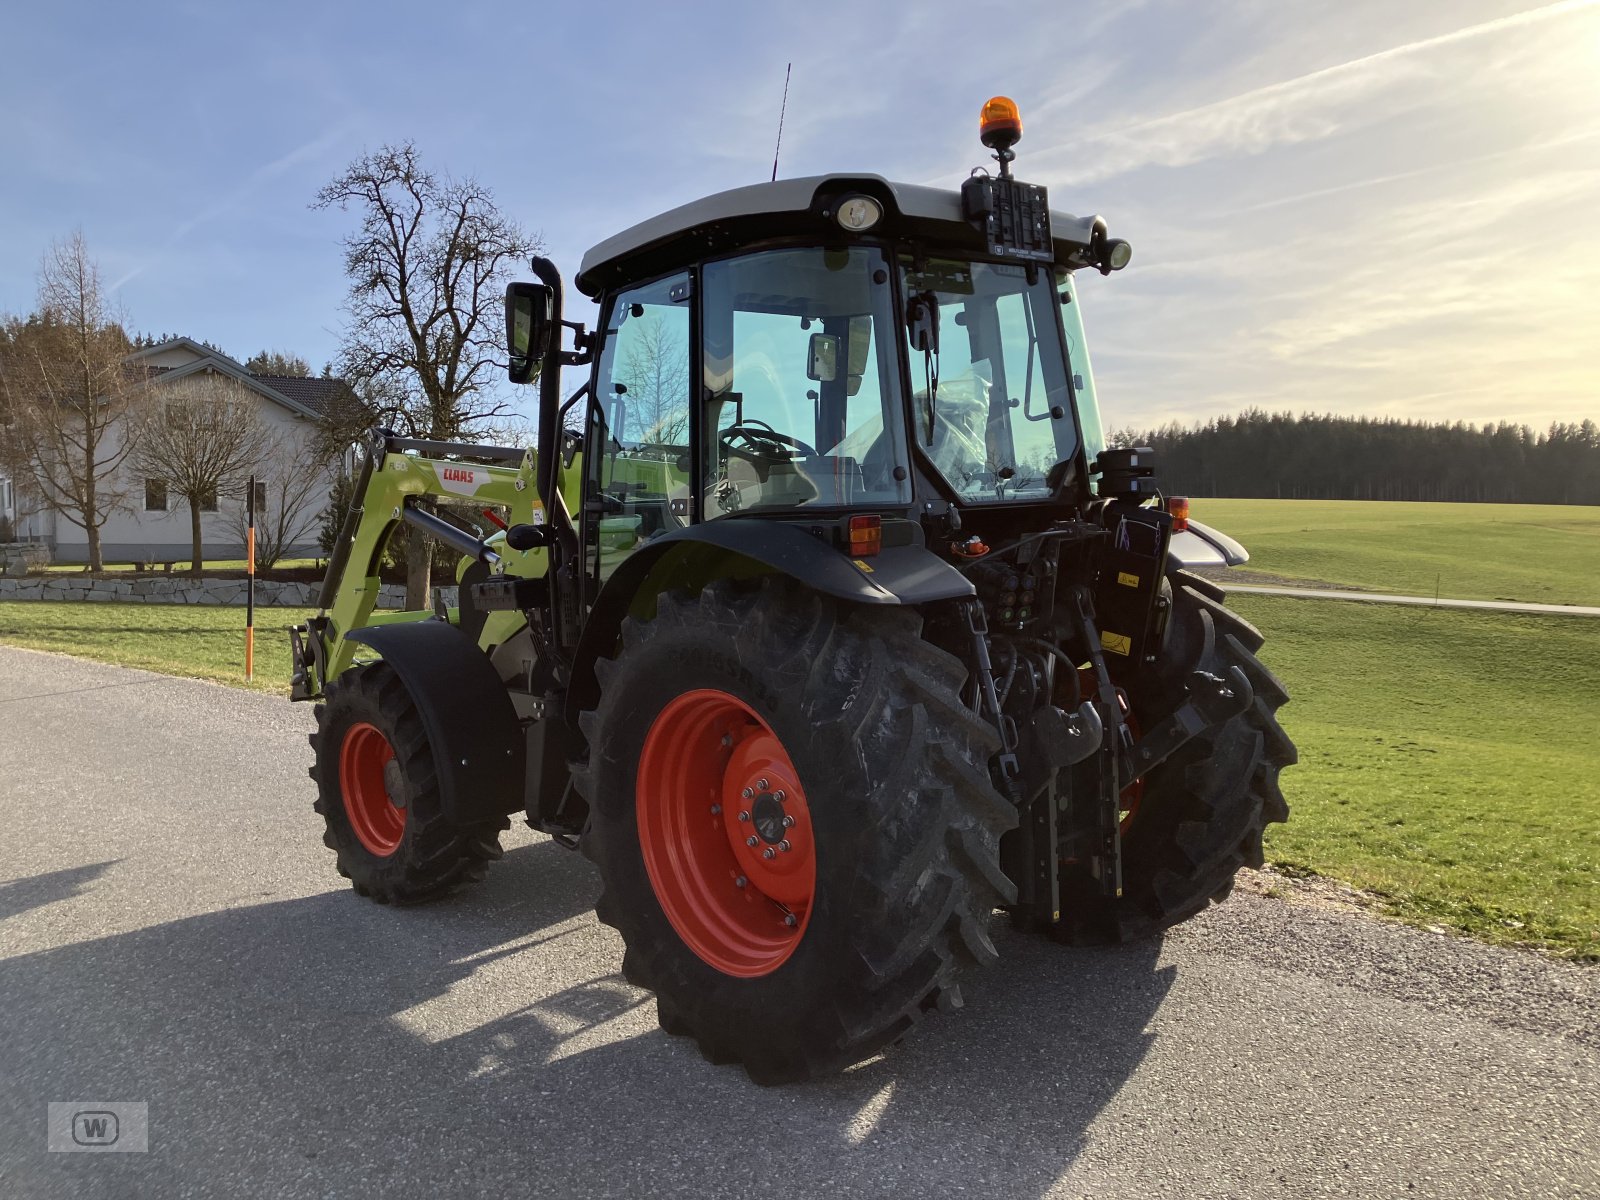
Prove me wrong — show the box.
[1055,570,1295,944]
[576,578,1017,1084]
[309,661,507,904]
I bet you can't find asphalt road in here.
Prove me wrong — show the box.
[0,645,1596,1199]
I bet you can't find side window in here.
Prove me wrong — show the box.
[586,273,692,583]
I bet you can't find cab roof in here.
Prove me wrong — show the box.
[574,173,1107,298]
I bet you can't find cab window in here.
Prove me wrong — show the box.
[586,272,692,582]
[701,246,909,516]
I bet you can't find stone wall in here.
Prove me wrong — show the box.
[0,575,445,609]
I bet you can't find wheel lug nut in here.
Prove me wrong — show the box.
[746,836,760,847]
[778,839,791,853]
[773,790,786,802]
[781,815,795,829]
[762,847,776,860]
[710,804,721,816]
[757,778,769,791]
[738,810,751,822]
[735,876,747,889]
[741,787,754,799]
[784,914,797,927]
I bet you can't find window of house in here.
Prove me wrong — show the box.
[252,480,267,512]
[199,486,218,513]
[145,479,168,512]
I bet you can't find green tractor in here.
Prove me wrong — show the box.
[290,96,1294,1083]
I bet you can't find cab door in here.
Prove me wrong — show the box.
[583,272,694,594]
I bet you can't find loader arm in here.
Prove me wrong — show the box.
[290,430,575,701]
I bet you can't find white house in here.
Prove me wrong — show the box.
[8,338,353,564]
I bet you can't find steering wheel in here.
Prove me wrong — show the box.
[719,419,819,463]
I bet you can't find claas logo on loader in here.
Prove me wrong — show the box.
[438,466,482,496]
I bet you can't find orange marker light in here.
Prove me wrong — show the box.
[1168,496,1190,532]
[980,96,1023,149]
[848,514,882,557]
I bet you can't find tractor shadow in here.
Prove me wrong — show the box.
[0,839,1173,1198]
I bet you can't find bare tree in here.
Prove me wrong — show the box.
[0,234,144,571]
[617,316,689,448]
[232,441,335,569]
[313,143,541,606]
[131,373,265,572]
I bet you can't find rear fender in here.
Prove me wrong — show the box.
[344,621,525,824]
[565,520,975,728]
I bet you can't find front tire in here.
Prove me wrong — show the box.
[577,578,1017,1084]
[1056,570,1295,944]
[309,661,507,904]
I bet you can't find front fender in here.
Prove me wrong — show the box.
[565,520,974,726]
[1168,518,1249,568]
[345,620,525,824]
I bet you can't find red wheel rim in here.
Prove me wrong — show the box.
[340,722,405,857]
[1080,669,1144,831]
[636,689,816,978]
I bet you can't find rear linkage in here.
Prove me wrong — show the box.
[955,504,1254,927]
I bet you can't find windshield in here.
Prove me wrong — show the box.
[701,246,911,516]
[901,258,1079,503]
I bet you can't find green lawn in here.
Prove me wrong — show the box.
[0,601,311,693]
[3,590,1596,959]
[1235,594,1599,960]
[1193,499,1600,606]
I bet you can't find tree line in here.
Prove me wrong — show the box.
[1109,410,1600,506]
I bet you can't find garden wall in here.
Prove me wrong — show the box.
[0,576,449,608]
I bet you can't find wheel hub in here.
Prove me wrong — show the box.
[750,792,786,843]
[340,721,406,857]
[636,689,817,978]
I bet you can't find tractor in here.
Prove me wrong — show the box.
[289,96,1295,1084]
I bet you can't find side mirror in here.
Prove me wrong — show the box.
[907,291,940,355]
[806,333,840,383]
[505,282,555,384]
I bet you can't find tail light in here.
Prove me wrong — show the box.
[847,515,882,557]
[1168,496,1190,532]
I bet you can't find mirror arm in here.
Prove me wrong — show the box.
[529,257,580,583]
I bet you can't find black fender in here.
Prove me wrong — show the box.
[344,620,525,824]
[1167,518,1250,568]
[565,519,975,727]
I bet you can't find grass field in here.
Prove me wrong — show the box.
[1235,594,1599,960]
[0,602,310,693]
[3,556,1597,958]
[1194,499,1600,606]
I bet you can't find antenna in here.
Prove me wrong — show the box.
[771,62,792,182]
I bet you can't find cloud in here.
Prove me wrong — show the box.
[1032,0,1600,184]
[109,122,358,292]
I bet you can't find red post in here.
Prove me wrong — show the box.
[245,474,256,682]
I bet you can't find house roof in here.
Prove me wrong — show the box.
[125,339,354,422]
[249,375,355,420]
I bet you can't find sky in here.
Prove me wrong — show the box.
[2,0,1597,433]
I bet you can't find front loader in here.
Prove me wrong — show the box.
[290,96,1295,1083]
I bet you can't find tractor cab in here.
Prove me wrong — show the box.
[506,97,1136,613]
